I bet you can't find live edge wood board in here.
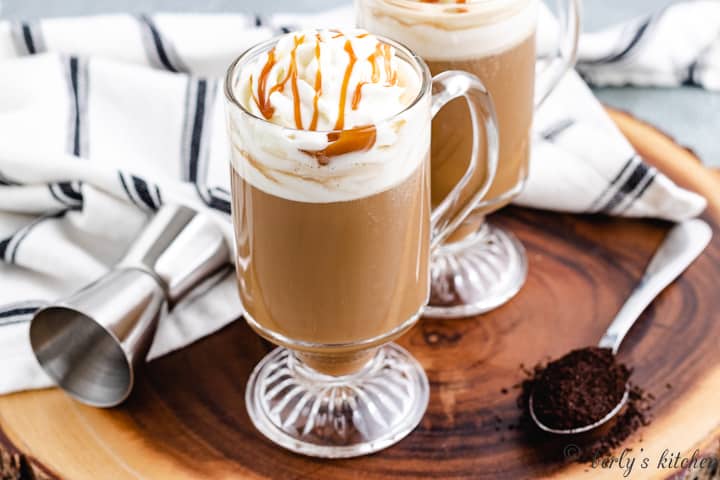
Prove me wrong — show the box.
[1,108,719,480]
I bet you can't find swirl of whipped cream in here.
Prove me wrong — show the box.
[357,0,538,61]
[227,28,428,203]
[235,28,418,131]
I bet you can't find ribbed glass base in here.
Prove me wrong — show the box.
[245,344,429,458]
[425,222,528,318]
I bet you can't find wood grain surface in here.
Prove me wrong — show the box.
[1,109,719,480]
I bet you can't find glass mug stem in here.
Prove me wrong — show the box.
[295,348,378,377]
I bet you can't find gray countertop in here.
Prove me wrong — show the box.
[2,0,718,166]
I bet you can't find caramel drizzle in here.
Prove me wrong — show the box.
[309,34,323,131]
[253,31,400,165]
[254,36,305,128]
[289,36,303,129]
[334,39,358,130]
[382,44,398,86]
[302,126,377,166]
[255,48,277,119]
[369,45,382,83]
[256,32,396,131]
[347,40,400,115]
[351,81,367,110]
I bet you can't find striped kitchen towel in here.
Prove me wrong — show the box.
[0,4,708,395]
[576,0,720,90]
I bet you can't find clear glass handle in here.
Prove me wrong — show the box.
[430,71,499,250]
[535,0,582,108]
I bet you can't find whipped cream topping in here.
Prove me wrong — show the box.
[235,29,418,131]
[227,28,428,203]
[357,0,538,61]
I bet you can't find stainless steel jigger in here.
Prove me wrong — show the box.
[29,204,230,407]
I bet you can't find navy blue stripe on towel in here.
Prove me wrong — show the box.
[132,175,159,211]
[64,56,89,157]
[0,238,9,262]
[138,15,188,73]
[3,210,70,264]
[588,155,638,212]
[583,19,652,66]
[188,79,208,183]
[59,181,83,202]
[601,162,651,214]
[0,307,38,319]
[0,302,45,326]
[206,191,231,214]
[11,21,46,56]
[118,172,145,210]
[21,23,37,54]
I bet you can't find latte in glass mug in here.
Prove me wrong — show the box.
[358,0,581,317]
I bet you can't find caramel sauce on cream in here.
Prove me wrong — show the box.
[257,35,306,128]
[246,30,411,166]
[382,44,398,85]
[334,39,357,131]
[309,34,323,131]
[302,127,377,166]
[351,81,367,110]
[255,48,277,119]
[370,45,382,82]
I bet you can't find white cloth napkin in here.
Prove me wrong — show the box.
[0,4,708,395]
[576,0,720,90]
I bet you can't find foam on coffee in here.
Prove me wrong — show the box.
[227,28,428,203]
[357,0,538,61]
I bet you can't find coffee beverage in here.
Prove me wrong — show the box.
[229,163,430,374]
[428,36,535,241]
[227,29,430,375]
[358,0,538,241]
[225,27,500,457]
[357,0,577,319]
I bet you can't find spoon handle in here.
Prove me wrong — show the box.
[598,219,712,354]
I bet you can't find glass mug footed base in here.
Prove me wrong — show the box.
[424,220,528,319]
[245,344,429,458]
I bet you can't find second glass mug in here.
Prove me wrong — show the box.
[358,0,582,317]
[225,33,499,457]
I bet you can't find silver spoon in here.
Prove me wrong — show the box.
[529,219,713,435]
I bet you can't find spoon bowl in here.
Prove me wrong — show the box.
[529,386,629,435]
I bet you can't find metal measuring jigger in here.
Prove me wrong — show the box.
[29,204,230,407]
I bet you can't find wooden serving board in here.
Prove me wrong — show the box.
[2,109,720,480]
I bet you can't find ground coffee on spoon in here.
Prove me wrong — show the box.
[532,347,630,430]
[517,347,653,463]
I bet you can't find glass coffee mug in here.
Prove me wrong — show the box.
[358,0,582,317]
[225,33,498,457]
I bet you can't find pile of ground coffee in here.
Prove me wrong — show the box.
[532,347,630,430]
[516,347,653,463]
